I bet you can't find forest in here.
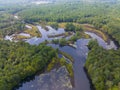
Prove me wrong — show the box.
[85,40,120,90]
[0,41,57,90]
[0,0,120,90]
[1,0,120,44]
[17,0,120,45]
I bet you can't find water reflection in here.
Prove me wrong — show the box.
[17,26,117,90]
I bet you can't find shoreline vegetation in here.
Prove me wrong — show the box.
[46,50,74,86]
[0,41,57,90]
[46,51,74,77]
[24,24,41,37]
[85,40,120,90]
[83,24,108,42]
[1,17,114,46]
[1,0,120,90]
[2,20,119,90]
[13,24,41,40]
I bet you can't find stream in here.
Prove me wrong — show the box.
[15,26,117,90]
[26,26,69,45]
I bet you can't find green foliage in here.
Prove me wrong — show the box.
[0,13,25,38]
[1,0,120,45]
[69,31,84,43]
[18,1,110,23]
[0,40,57,90]
[102,20,120,45]
[65,23,76,31]
[85,40,120,90]
[17,1,120,45]
[47,53,74,78]
[1,1,120,89]
[88,39,99,49]
[48,22,59,30]
[60,57,74,77]
[47,58,57,72]
[51,39,59,44]
[59,38,67,46]
[59,51,74,62]
[60,57,66,66]
[75,25,83,32]
[66,63,74,77]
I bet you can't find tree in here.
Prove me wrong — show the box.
[65,23,75,31]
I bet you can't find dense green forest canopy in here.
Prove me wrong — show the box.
[0,0,120,90]
[16,0,120,44]
[0,0,120,44]
[85,40,120,90]
[0,41,57,90]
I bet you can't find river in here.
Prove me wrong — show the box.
[15,26,117,90]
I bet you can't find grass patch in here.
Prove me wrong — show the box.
[58,23,66,28]
[24,24,41,37]
[47,58,58,72]
[66,63,74,77]
[47,52,74,78]
[82,24,108,42]
[109,86,119,90]
[83,33,91,39]
[59,51,74,62]
[59,57,74,77]
[13,35,30,40]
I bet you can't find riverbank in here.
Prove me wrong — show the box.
[109,35,120,48]
[8,22,118,90]
[0,41,58,90]
[84,67,96,90]
[58,22,109,42]
[85,40,120,90]
[82,24,120,49]
[83,24,108,42]
[4,24,41,41]
[24,24,41,37]
[103,32,120,49]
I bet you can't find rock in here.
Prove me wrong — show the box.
[37,66,73,90]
